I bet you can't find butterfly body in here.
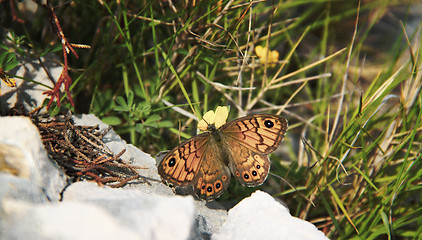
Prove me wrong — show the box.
[158,114,288,201]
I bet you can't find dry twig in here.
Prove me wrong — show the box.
[9,106,148,187]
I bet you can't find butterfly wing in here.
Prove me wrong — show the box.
[157,133,210,187]
[225,141,271,186]
[220,114,288,186]
[157,132,231,201]
[193,144,231,200]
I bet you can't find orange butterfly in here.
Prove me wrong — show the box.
[158,107,288,201]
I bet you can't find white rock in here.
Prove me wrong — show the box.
[0,116,66,201]
[0,173,48,205]
[194,200,228,239]
[63,181,164,201]
[72,114,116,141]
[0,54,62,113]
[62,181,196,240]
[213,191,329,240]
[0,199,139,240]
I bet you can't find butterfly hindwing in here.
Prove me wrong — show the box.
[226,141,270,186]
[193,146,231,200]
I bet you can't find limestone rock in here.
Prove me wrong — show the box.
[213,190,329,240]
[0,116,66,202]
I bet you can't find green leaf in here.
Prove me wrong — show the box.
[144,114,161,128]
[127,90,134,107]
[380,211,391,240]
[156,120,173,128]
[0,51,7,65]
[4,61,19,71]
[63,102,74,112]
[145,114,161,123]
[5,53,16,65]
[51,44,63,53]
[0,45,8,51]
[115,96,130,112]
[135,123,145,133]
[101,116,122,126]
[202,56,214,65]
[49,105,60,116]
[175,48,189,55]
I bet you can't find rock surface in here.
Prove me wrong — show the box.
[62,181,196,240]
[1,199,140,240]
[0,116,66,201]
[0,53,63,114]
[213,191,329,240]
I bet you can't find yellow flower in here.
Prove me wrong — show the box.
[197,106,229,131]
[255,45,279,67]
[0,69,16,87]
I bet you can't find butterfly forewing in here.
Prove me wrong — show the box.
[158,133,210,186]
[220,115,288,154]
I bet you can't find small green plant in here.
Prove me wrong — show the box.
[111,90,173,146]
[0,31,24,82]
[0,50,18,73]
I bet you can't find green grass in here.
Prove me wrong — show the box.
[2,0,422,238]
